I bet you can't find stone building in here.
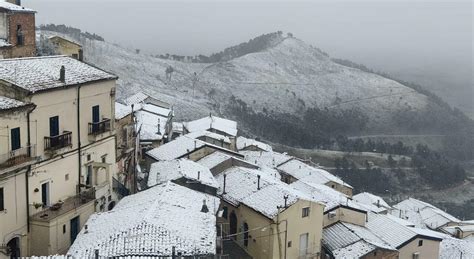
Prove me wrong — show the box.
[0,1,36,58]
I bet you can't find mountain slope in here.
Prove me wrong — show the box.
[40,31,463,136]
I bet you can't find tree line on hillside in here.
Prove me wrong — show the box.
[38,24,105,41]
[154,31,287,63]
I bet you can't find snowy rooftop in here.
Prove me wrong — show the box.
[68,182,219,258]
[323,222,396,258]
[278,159,352,188]
[184,115,237,136]
[0,56,116,93]
[124,91,148,106]
[146,136,206,161]
[440,236,474,259]
[115,102,132,120]
[216,166,315,219]
[197,151,234,170]
[136,105,170,141]
[0,95,30,110]
[391,198,460,229]
[241,150,292,168]
[236,136,272,151]
[185,130,231,144]
[0,38,11,47]
[365,212,445,248]
[0,1,35,12]
[290,180,363,213]
[142,103,171,117]
[352,192,391,213]
[147,159,218,189]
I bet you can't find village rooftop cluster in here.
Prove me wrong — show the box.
[0,1,473,259]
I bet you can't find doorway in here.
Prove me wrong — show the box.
[70,216,80,244]
[7,237,20,258]
[229,211,237,240]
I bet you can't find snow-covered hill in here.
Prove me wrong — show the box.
[40,31,432,129]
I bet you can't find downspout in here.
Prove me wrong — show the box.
[26,105,35,232]
[77,85,82,194]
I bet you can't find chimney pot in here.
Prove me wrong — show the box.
[201,199,209,213]
[59,65,66,82]
[78,48,84,61]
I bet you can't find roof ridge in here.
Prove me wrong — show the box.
[0,55,68,62]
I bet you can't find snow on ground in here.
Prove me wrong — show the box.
[39,30,431,125]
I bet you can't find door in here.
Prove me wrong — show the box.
[229,211,237,240]
[92,105,100,132]
[7,237,20,258]
[49,116,59,136]
[49,116,59,147]
[10,128,20,151]
[299,233,309,256]
[70,216,80,244]
[41,182,49,207]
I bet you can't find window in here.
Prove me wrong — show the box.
[0,187,4,211]
[101,155,107,163]
[63,224,66,234]
[41,182,50,207]
[11,127,21,151]
[287,241,292,248]
[222,206,228,219]
[302,207,310,218]
[331,184,335,188]
[418,240,423,247]
[86,165,93,186]
[16,24,23,45]
[65,174,69,181]
[87,154,91,161]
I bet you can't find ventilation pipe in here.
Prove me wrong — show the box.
[283,195,289,208]
[197,171,200,180]
[257,175,261,190]
[222,174,227,194]
[59,65,65,82]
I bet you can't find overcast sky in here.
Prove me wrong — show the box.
[24,0,473,115]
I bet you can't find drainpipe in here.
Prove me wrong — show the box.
[25,105,35,232]
[77,85,82,194]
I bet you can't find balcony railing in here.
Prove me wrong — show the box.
[88,119,111,135]
[0,145,36,168]
[44,131,72,151]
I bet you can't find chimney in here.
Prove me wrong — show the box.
[222,174,227,194]
[59,65,65,82]
[200,199,209,213]
[283,195,289,208]
[84,224,88,233]
[78,49,84,61]
[257,175,261,190]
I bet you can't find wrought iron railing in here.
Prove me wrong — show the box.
[44,131,72,151]
[88,118,111,135]
[0,145,36,168]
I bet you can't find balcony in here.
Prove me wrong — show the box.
[88,119,112,141]
[0,145,37,169]
[44,131,72,151]
[30,187,95,222]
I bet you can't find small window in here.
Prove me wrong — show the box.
[331,184,335,188]
[65,174,69,181]
[302,207,310,217]
[287,241,292,247]
[63,224,66,234]
[418,240,423,247]
[101,155,107,163]
[87,154,91,161]
[222,206,228,219]
[0,187,4,211]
